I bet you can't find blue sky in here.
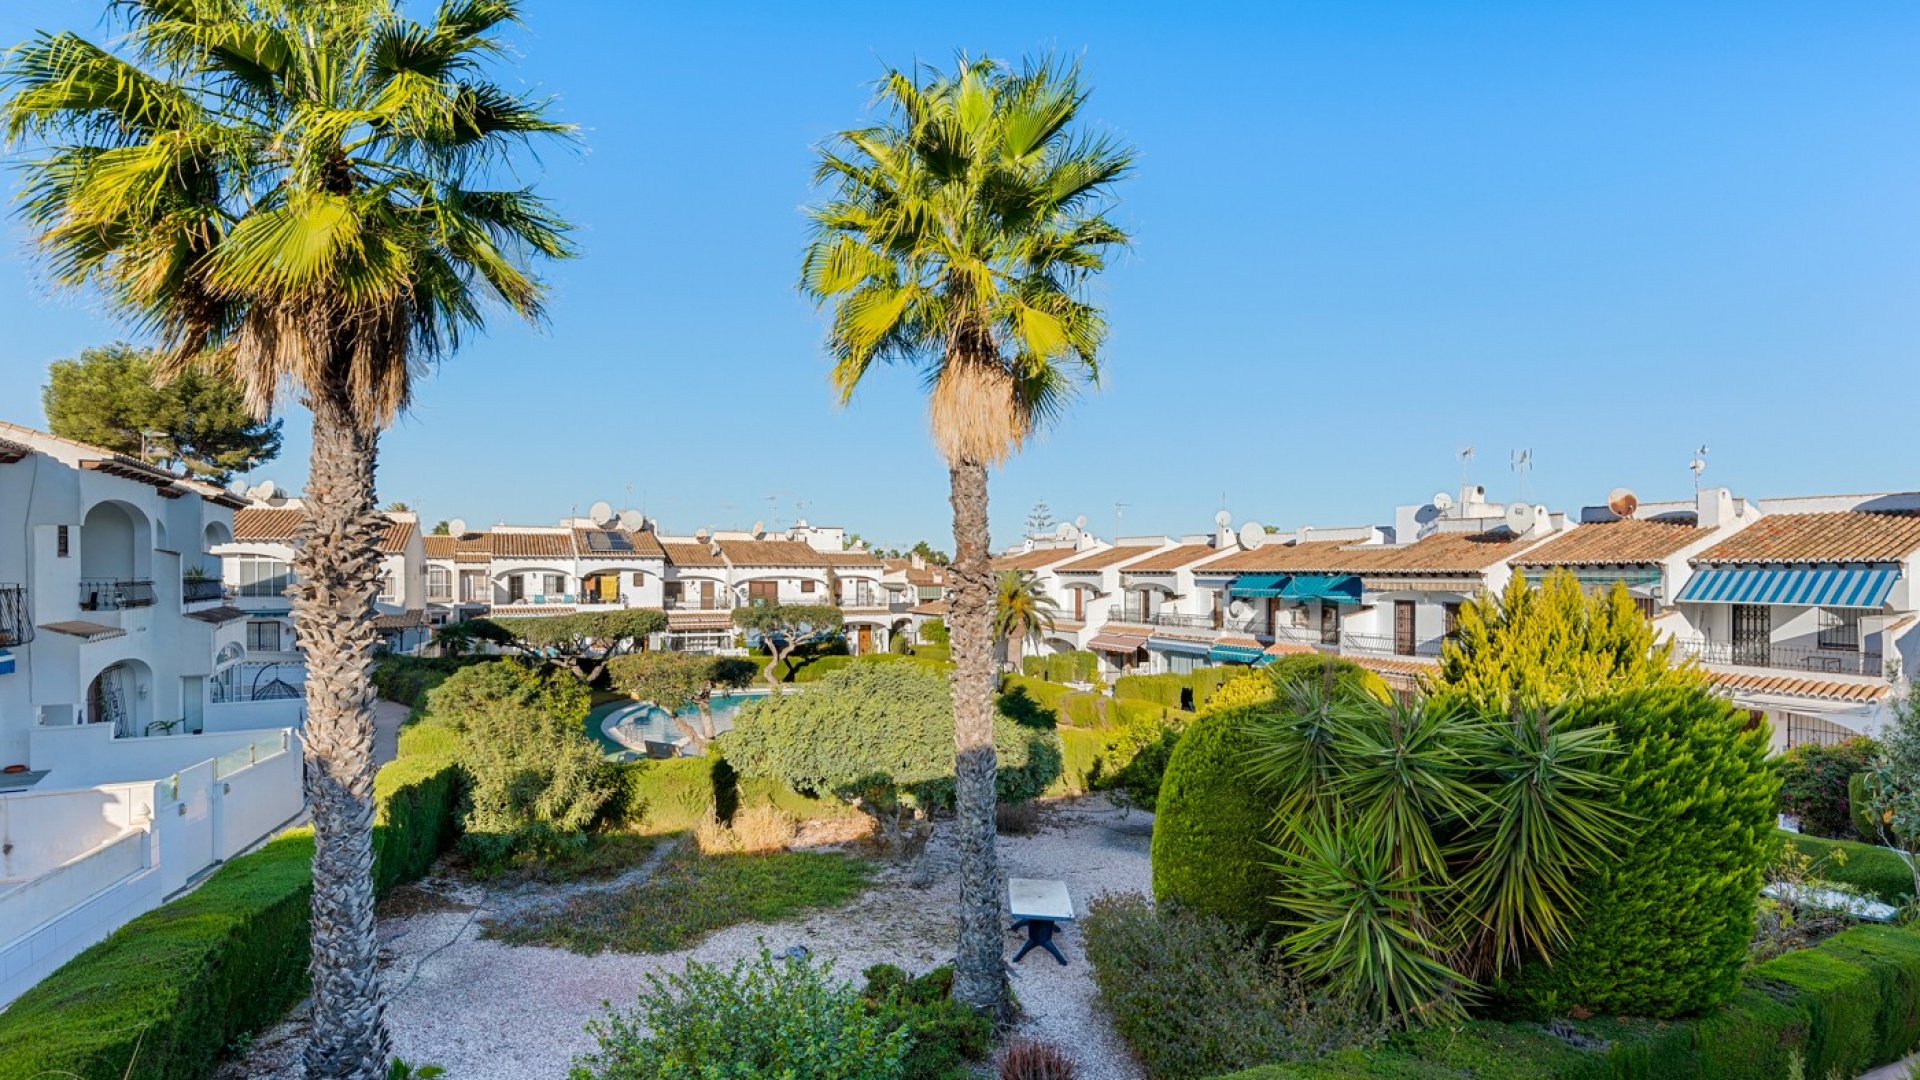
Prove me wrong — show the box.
[1,1,1915,551]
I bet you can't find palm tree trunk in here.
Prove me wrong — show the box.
[947,460,1004,1014]
[297,388,391,1080]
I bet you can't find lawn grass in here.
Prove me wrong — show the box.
[483,843,875,954]
[465,830,661,886]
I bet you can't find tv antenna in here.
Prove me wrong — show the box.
[1457,445,1475,489]
[1510,449,1532,500]
[1689,445,1709,492]
[1113,501,1129,527]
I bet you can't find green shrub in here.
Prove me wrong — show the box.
[859,964,993,1080]
[0,833,315,1080]
[433,660,614,866]
[1506,684,1779,1018]
[1094,710,1186,813]
[1213,923,1920,1080]
[1021,655,1046,677]
[1083,894,1383,1080]
[371,752,463,895]
[1851,771,1900,845]
[571,949,908,1080]
[910,642,951,663]
[1783,830,1916,905]
[373,653,491,711]
[1151,703,1286,930]
[722,663,1060,856]
[1115,672,1188,710]
[1778,737,1882,839]
[1265,653,1390,703]
[605,756,857,835]
[1036,650,1096,684]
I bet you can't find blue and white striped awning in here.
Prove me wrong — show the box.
[1228,574,1289,598]
[1147,636,1214,657]
[1208,643,1267,665]
[1677,566,1898,610]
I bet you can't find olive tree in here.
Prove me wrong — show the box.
[730,602,842,691]
[480,609,667,684]
[721,662,1060,858]
[607,651,758,751]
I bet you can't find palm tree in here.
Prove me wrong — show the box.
[3,4,573,1076]
[994,569,1058,671]
[801,54,1132,1014]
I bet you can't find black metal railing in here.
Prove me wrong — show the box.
[1672,636,1886,678]
[1150,610,1217,630]
[79,579,157,611]
[1270,624,1323,647]
[1341,632,1444,659]
[182,577,227,603]
[1110,606,1151,624]
[0,584,30,646]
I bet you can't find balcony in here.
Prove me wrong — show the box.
[664,597,732,612]
[1341,632,1444,659]
[1149,611,1218,631]
[182,576,228,604]
[0,584,30,646]
[1673,636,1886,678]
[79,579,157,612]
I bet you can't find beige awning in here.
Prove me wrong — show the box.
[39,620,126,642]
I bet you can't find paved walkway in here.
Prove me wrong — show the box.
[373,699,409,766]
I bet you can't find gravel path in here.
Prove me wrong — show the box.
[219,796,1153,1080]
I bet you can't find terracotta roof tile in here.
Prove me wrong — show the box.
[668,610,734,630]
[424,535,458,559]
[235,508,413,553]
[992,547,1086,572]
[455,533,492,563]
[820,550,885,569]
[489,530,575,559]
[1516,519,1705,567]
[718,539,828,567]
[662,542,726,568]
[378,519,415,554]
[232,507,303,542]
[1056,545,1162,573]
[1124,543,1225,572]
[910,600,950,616]
[1707,670,1890,705]
[1197,540,1370,574]
[1694,510,1920,565]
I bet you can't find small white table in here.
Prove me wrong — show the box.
[1008,878,1074,965]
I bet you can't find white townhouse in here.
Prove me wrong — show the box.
[417,522,668,624]
[1046,538,1178,651]
[880,555,949,642]
[221,504,432,666]
[1660,492,1920,751]
[0,424,302,1007]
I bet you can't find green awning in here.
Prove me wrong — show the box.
[1279,575,1362,604]
[1208,643,1267,665]
[1227,574,1289,598]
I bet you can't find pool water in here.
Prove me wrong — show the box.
[601,691,763,757]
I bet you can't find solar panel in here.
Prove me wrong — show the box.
[585,530,634,553]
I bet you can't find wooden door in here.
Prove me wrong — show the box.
[1394,601,1416,656]
[1319,604,1341,645]
[857,625,873,655]
[699,580,716,609]
[748,580,778,606]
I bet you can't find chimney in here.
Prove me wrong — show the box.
[911,552,925,570]
[1697,487,1734,529]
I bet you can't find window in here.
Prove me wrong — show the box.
[543,573,565,596]
[379,572,398,603]
[57,525,70,557]
[748,580,777,605]
[1818,608,1860,650]
[631,572,644,586]
[1443,603,1462,638]
[1634,597,1657,620]
[800,579,816,594]
[247,620,282,651]
[233,555,293,598]
[1394,601,1416,656]
[426,566,452,600]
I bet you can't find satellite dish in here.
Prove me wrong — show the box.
[1431,492,1454,512]
[589,501,614,526]
[695,528,709,542]
[618,509,645,531]
[255,479,277,500]
[1239,522,1267,550]
[1607,487,1639,519]
[1055,522,1075,540]
[751,520,765,537]
[1227,598,1253,620]
[226,479,247,495]
[1074,515,1087,529]
[448,518,467,537]
[1506,503,1538,535]
[1214,509,1232,528]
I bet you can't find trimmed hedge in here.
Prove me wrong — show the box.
[1783,830,1916,905]
[1151,703,1284,930]
[0,832,316,1080]
[1116,672,1190,710]
[1211,924,1920,1080]
[607,755,859,835]
[0,745,463,1080]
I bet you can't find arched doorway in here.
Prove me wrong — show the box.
[80,501,153,610]
[87,659,153,737]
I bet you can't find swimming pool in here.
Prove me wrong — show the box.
[600,690,765,757]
